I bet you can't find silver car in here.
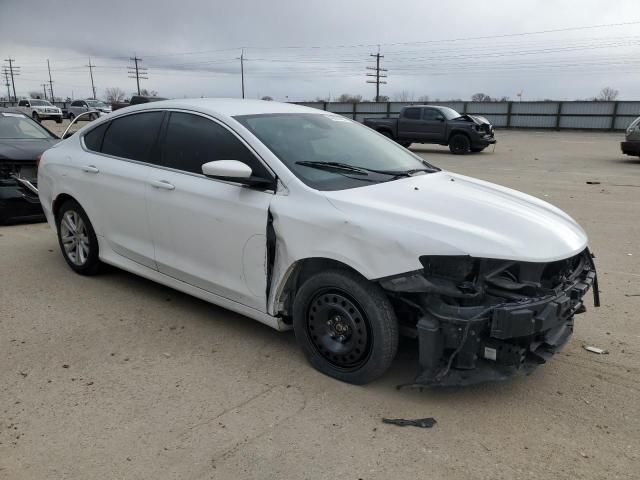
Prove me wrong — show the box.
[67,99,112,121]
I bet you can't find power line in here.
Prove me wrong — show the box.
[86,58,97,99]
[128,56,148,95]
[366,49,387,101]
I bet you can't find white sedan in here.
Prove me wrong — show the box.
[38,99,598,386]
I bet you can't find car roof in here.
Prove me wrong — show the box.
[117,98,325,117]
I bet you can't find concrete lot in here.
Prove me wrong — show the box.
[1,124,639,479]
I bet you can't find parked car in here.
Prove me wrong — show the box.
[67,99,112,121]
[17,99,63,123]
[0,110,59,223]
[364,105,496,154]
[38,99,598,386]
[111,95,168,111]
[621,116,640,157]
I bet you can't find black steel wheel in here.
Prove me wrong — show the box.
[449,133,471,154]
[293,269,398,384]
[306,289,371,369]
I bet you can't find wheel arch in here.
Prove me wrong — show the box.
[272,256,369,321]
[52,193,80,220]
[447,129,471,144]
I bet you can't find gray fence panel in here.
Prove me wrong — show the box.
[326,102,353,113]
[617,102,640,116]
[562,102,615,115]
[466,103,509,114]
[560,116,611,129]
[510,115,557,128]
[614,116,636,130]
[512,102,559,114]
[480,115,508,127]
[296,102,324,109]
[356,103,387,113]
[355,113,388,122]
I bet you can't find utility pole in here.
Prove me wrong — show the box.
[366,49,387,102]
[3,58,19,101]
[128,56,148,95]
[47,59,55,101]
[2,68,11,100]
[41,83,48,100]
[237,49,245,99]
[86,58,97,99]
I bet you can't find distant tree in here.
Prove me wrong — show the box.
[104,87,126,103]
[498,96,510,102]
[314,96,330,102]
[471,93,492,102]
[337,93,363,103]
[393,90,414,102]
[417,95,430,102]
[28,91,43,99]
[261,95,273,101]
[377,95,390,102]
[139,88,158,97]
[596,86,619,101]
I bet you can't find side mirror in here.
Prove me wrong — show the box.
[202,160,274,188]
[437,116,445,122]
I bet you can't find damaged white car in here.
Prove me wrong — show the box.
[38,99,599,386]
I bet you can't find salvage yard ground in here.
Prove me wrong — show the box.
[1,125,639,479]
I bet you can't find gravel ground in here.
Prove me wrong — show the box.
[1,124,639,479]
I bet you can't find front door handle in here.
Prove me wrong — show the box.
[81,165,99,173]
[150,179,175,190]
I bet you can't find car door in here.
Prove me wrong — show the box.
[73,111,164,269]
[397,107,430,141]
[421,108,447,141]
[146,111,275,311]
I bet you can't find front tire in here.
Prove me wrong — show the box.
[56,200,102,275]
[292,269,398,384]
[449,134,471,154]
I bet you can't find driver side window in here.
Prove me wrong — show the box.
[159,112,271,179]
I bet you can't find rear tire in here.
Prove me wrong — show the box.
[379,130,394,140]
[56,200,102,275]
[449,134,471,154]
[68,113,75,121]
[55,117,63,124]
[292,269,399,384]
[32,112,40,123]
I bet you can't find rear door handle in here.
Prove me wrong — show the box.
[150,179,175,190]
[81,165,99,173]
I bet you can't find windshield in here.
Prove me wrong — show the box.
[86,100,107,108]
[235,113,438,191]
[30,100,52,107]
[439,107,462,120]
[0,114,52,139]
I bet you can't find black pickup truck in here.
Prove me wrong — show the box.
[364,105,496,154]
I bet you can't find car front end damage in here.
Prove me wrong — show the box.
[379,248,599,387]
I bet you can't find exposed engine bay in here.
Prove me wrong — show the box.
[379,248,599,386]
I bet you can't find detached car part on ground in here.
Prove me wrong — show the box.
[621,116,640,157]
[363,105,496,154]
[38,99,597,387]
[0,111,58,224]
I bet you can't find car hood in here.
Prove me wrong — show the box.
[452,114,491,126]
[0,138,59,161]
[323,171,587,266]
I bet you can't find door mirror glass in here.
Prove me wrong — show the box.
[202,160,252,179]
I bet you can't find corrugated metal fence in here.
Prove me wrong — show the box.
[293,101,640,130]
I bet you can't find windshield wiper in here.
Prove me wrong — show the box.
[295,161,369,175]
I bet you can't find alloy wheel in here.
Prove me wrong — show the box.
[60,210,90,266]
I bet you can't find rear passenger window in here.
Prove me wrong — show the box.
[83,121,109,152]
[101,112,164,162]
[160,112,270,178]
[403,108,421,120]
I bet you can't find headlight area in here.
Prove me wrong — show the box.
[378,249,599,387]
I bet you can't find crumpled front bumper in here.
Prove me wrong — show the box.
[381,249,599,387]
